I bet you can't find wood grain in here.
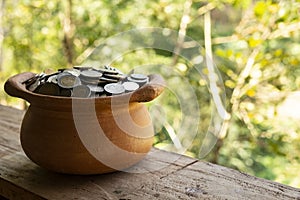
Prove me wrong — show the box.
[0,105,300,200]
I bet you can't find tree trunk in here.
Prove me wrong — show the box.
[62,0,74,67]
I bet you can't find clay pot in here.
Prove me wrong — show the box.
[4,72,165,174]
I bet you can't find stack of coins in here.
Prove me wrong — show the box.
[23,66,149,98]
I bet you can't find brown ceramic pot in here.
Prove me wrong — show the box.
[4,72,165,174]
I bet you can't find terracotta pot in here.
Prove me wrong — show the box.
[4,72,165,174]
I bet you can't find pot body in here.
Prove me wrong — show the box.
[21,101,154,174]
[5,72,165,175]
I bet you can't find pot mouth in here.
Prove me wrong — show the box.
[28,89,145,110]
[5,72,166,107]
[25,85,142,103]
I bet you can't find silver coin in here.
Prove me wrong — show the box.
[38,73,47,80]
[97,68,119,75]
[127,76,149,85]
[64,68,81,77]
[87,85,104,93]
[80,78,100,85]
[36,82,60,96]
[99,77,119,83]
[103,73,126,80]
[59,88,72,97]
[104,83,125,95]
[73,66,93,71]
[130,73,148,80]
[28,79,40,92]
[57,73,81,89]
[80,70,102,79]
[47,75,58,84]
[122,81,139,92]
[104,65,123,74]
[23,74,38,85]
[72,85,91,98]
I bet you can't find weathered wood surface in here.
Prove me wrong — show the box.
[0,105,300,200]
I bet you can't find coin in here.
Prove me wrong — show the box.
[28,79,40,92]
[104,83,125,95]
[43,72,60,82]
[87,85,104,93]
[47,75,58,84]
[130,73,148,80]
[97,68,119,75]
[38,73,47,81]
[23,74,38,85]
[127,76,149,86]
[73,66,92,70]
[57,73,81,89]
[80,70,102,79]
[99,77,119,83]
[64,68,81,77]
[72,85,91,98]
[104,65,123,74]
[36,82,60,96]
[59,88,72,97]
[122,81,139,92]
[27,66,148,98]
[102,73,126,80]
[80,78,100,85]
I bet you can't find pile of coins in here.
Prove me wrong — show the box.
[23,66,149,98]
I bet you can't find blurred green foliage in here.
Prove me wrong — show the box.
[0,0,300,188]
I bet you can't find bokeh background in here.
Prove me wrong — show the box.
[0,0,300,188]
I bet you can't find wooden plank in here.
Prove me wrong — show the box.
[0,105,24,153]
[0,149,196,199]
[0,178,46,200]
[0,105,300,200]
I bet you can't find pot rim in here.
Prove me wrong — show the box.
[5,72,165,106]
